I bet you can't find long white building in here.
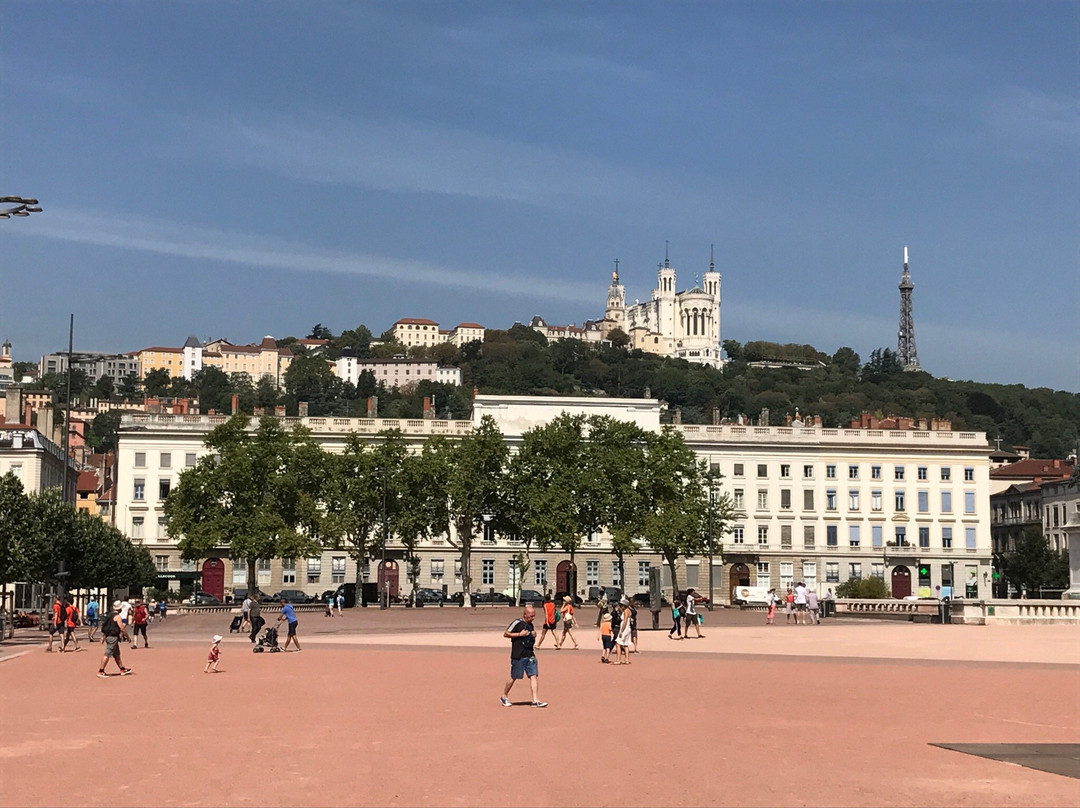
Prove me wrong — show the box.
[115,396,993,603]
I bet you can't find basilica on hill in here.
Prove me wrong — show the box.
[597,247,723,368]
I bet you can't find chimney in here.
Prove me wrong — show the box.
[813,415,822,427]
[274,405,286,417]
[422,397,433,419]
[367,396,378,418]
[5,385,23,424]
[712,407,720,426]
[784,414,793,427]
[24,401,33,427]
[39,406,55,441]
[298,401,309,418]
[672,408,682,425]
[231,394,239,415]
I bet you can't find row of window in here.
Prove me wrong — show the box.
[731,523,979,550]
[730,463,975,482]
[134,452,197,470]
[733,488,977,514]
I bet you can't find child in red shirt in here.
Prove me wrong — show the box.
[204,635,222,673]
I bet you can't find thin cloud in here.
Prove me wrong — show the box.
[17,209,596,302]
[986,85,1079,156]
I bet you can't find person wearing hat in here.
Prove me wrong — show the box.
[554,595,578,650]
[97,601,132,678]
[204,635,222,673]
[614,596,633,664]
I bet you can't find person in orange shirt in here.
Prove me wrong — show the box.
[536,592,557,649]
[47,596,64,652]
[599,610,614,663]
[555,595,578,649]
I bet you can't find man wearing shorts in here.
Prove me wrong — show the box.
[85,597,100,641]
[500,605,546,708]
[277,599,301,651]
[97,601,132,677]
[60,600,83,652]
[248,596,264,643]
[47,595,63,652]
[794,581,808,625]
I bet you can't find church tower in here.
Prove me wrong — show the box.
[702,244,722,355]
[603,259,627,336]
[655,242,677,342]
[897,246,920,371]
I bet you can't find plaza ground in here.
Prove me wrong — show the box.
[1,606,1077,807]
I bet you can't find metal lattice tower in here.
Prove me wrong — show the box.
[897,246,920,371]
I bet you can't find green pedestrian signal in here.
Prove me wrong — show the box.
[992,571,1001,581]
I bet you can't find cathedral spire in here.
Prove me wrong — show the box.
[612,258,620,284]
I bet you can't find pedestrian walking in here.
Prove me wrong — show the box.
[60,600,83,652]
[629,602,639,653]
[555,595,578,649]
[46,595,63,652]
[766,589,777,625]
[148,599,157,623]
[97,601,132,678]
[683,589,703,638]
[241,595,252,630]
[595,589,608,631]
[248,596,264,643]
[499,604,546,707]
[119,598,133,636]
[807,588,820,625]
[599,610,615,662]
[336,593,344,615]
[536,592,557,649]
[130,600,150,648]
[325,594,334,617]
[784,589,795,623]
[277,598,301,652]
[158,600,167,620]
[86,596,100,642]
[614,596,633,664]
[794,582,808,625]
[667,600,683,639]
[204,635,222,673]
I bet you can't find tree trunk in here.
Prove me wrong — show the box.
[666,552,680,604]
[457,518,473,608]
[247,558,257,597]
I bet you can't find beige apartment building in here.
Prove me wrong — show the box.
[391,319,486,350]
[115,395,993,604]
[137,336,295,386]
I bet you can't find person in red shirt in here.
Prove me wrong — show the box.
[60,600,83,652]
[47,596,64,652]
[535,592,558,649]
[130,600,150,649]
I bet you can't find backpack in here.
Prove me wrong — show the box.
[102,614,121,637]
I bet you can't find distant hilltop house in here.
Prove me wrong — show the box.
[391,319,485,349]
[136,336,295,387]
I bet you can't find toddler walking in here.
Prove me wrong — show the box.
[204,635,222,673]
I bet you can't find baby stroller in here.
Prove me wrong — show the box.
[253,625,281,653]
[229,615,243,633]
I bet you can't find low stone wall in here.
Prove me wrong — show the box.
[952,599,1080,626]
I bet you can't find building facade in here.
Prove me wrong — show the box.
[333,356,461,389]
[0,424,80,497]
[38,351,141,388]
[391,319,486,349]
[115,395,993,603]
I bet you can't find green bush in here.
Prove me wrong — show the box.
[835,577,891,599]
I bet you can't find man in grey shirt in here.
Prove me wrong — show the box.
[806,588,820,624]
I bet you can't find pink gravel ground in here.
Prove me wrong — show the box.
[1,609,1077,807]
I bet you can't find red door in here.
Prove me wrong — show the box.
[890,566,911,599]
[556,560,575,596]
[377,560,399,600]
[730,563,751,602]
[201,558,225,601]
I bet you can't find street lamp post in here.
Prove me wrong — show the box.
[380,469,389,610]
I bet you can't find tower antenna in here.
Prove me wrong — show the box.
[709,243,715,272]
[664,240,670,267]
[897,246,920,371]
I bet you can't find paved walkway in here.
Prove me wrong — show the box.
[1,610,1077,807]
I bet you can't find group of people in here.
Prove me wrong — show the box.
[598,594,638,663]
[766,584,832,625]
[667,588,705,640]
[536,593,578,650]
[324,593,345,617]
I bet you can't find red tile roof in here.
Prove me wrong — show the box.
[455,322,484,329]
[989,459,1074,480]
[395,318,439,326]
[76,470,100,493]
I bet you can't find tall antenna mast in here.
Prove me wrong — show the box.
[897,246,920,371]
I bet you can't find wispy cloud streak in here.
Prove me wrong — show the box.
[18,209,596,302]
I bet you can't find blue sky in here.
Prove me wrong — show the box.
[2,2,1077,390]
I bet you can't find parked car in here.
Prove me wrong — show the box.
[517,589,544,604]
[468,590,515,605]
[270,589,313,604]
[189,591,222,606]
[414,588,445,605]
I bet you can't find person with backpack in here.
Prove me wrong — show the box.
[85,597,100,642]
[60,600,83,652]
[97,601,132,678]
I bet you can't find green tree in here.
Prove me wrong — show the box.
[94,374,116,402]
[143,368,172,398]
[835,577,891,598]
[164,414,330,594]
[1003,528,1069,593]
[87,411,123,454]
[192,366,234,414]
[308,323,334,340]
[118,372,142,401]
[255,376,280,409]
[0,474,33,587]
